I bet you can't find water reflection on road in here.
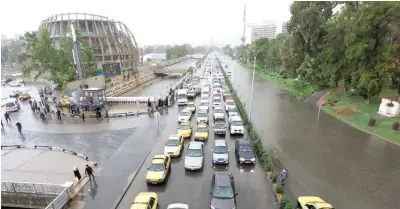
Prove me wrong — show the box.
[219,54,400,209]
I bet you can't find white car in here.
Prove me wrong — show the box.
[229,117,245,135]
[213,107,225,121]
[197,110,209,124]
[212,98,223,109]
[228,107,239,118]
[225,100,235,111]
[199,102,209,112]
[185,142,204,170]
[187,89,196,98]
[201,95,210,103]
[167,203,189,209]
[178,109,192,122]
[9,81,22,87]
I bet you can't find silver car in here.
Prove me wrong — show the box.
[212,139,229,165]
[197,110,209,124]
[185,142,204,170]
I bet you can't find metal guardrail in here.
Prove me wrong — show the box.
[1,181,64,195]
[45,188,70,209]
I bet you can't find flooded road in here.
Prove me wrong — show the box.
[219,54,400,209]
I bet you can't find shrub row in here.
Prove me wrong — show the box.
[217,58,294,209]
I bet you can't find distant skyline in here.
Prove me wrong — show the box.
[0,0,292,47]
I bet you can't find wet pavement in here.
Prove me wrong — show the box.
[123,78,179,97]
[115,94,278,209]
[218,54,400,209]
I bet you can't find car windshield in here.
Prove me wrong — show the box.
[6,103,15,107]
[186,149,203,157]
[214,145,228,154]
[198,113,208,117]
[180,111,190,116]
[202,96,208,100]
[232,121,243,126]
[213,186,234,199]
[215,123,225,129]
[226,102,234,106]
[198,127,207,132]
[178,95,187,99]
[229,108,238,112]
[187,104,194,107]
[149,163,165,171]
[180,125,190,130]
[239,145,253,152]
[166,139,180,146]
[213,99,221,102]
[214,109,224,113]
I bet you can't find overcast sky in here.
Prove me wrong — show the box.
[0,0,292,47]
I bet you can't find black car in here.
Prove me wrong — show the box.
[210,172,238,209]
[235,139,256,164]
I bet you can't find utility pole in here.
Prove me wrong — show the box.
[248,47,263,120]
[241,3,247,58]
[70,21,85,87]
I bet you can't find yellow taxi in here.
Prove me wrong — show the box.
[178,121,192,139]
[195,123,209,141]
[18,92,31,100]
[60,96,71,107]
[130,192,159,209]
[164,134,184,157]
[186,102,196,112]
[297,196,334,209]
[146,155,171,185]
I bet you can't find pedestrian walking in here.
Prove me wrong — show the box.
[1,120,3,129]
[85,164,95,182]
[147,98,152,112]
[81,112,85,122]
[154,110,161,125]
[56,109,62,120]
[73,166,82,181]
[96,110,100,120]
[15,122,22,133]
[279,169,288,185]
[4,112,11,123]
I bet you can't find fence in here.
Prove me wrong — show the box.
[1,181,64,195]
[45,188,70,209]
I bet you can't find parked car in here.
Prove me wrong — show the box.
[235,139,256,164]
[210,172,238,209]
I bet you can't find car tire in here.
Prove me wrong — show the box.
[157,204,159,209]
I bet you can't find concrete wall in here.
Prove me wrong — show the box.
[1,193,57,208]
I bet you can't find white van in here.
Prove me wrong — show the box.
[5,98,20,112]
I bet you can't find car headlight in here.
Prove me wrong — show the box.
[251,158,256,161]
[240,158,245,161]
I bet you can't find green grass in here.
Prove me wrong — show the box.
[239,62,316,100]
[323,90,400,144]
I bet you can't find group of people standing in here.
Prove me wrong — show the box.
[147,87,176,112]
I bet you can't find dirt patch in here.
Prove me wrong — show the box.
[334,106,355,116]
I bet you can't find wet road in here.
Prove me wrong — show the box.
[116,93,277,209]
[218,54,400,209]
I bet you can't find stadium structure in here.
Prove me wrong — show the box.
[38,13,139,71]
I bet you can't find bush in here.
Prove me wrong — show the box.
[393,122,400,131]
[283,201,294,209]
[263,161,272,172]
[368,118,376,127]
[270,172,279,183]
[276,184,284,194]
[280,195,291,208]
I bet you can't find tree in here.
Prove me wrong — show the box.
[18,28,97,91]
[166,44,190,59]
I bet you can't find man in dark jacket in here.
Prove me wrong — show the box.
[15,122,22,133]
[85,164,95,182]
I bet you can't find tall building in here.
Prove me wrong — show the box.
[38,13,140,70]
[251,21,278,42]
[281,21,288,34]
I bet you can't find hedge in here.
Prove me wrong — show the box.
[217,57,294,209]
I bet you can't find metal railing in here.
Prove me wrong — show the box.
[45,188,70,209]
[1,181,64,195]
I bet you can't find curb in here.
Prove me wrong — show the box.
[1,145,98,167]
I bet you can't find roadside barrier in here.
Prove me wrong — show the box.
[1,145,98,167]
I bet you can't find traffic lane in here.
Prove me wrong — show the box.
[222,55,400,209]
[117,96,277,209]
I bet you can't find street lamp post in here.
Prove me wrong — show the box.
[248,48,263,120]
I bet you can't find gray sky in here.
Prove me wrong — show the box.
[0,0,292,47]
